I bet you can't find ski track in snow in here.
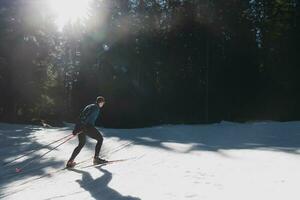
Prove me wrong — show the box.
[0,121,300,200]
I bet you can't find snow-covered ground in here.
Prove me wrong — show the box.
[0,121,300,200]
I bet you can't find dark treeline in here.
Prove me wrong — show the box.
[0,0,299,128]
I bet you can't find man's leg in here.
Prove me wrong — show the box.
[69,133,86,161]
[85,125,103,158]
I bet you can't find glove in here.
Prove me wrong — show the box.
[72,122,83,135]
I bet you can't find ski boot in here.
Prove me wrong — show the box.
[93,157,108,165]
[66,160,76,168]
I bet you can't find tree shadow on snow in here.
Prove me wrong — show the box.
[69,167,141,200]
[0,123,66,196]
[102,121,300,155]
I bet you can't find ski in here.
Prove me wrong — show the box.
[2,141,135,189]
[0,140,136,198]
[79,158,129,169]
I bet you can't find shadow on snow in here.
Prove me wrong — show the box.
[0,123,66,196]
[67,167,141,200]
[102,121,300,155]
[1,121,300,197]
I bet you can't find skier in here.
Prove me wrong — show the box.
[66,96,106,168]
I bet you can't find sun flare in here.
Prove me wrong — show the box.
[47,0,91,30]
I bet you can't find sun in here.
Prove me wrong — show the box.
[47,0,91,30]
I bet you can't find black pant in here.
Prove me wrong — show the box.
[69,125,103,161]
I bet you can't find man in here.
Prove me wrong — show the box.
[66,96,106,168]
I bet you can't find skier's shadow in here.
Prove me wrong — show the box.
[69,167,141,200]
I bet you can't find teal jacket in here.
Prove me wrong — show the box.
[79,104,100,126]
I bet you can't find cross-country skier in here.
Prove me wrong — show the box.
[66,96,106,168]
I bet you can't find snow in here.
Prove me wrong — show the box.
[0,121,300,200]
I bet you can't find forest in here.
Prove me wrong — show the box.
[0,0,299,128]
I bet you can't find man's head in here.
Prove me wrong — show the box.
[96,96,105,108]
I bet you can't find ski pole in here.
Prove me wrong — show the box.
[3,133,73,166]
[15,133,77,173]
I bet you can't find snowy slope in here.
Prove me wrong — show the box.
[0,121,300,200]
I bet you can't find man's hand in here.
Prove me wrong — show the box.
[72,122,83,135]
[74,130,83,136]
